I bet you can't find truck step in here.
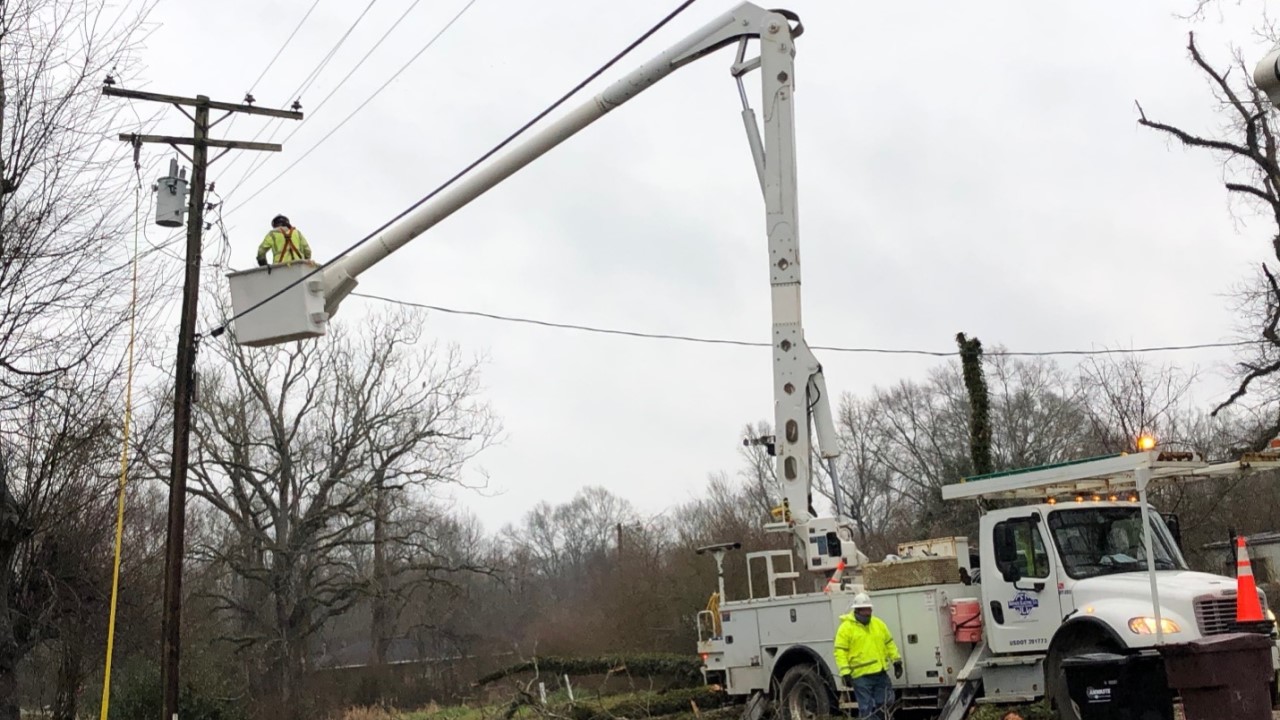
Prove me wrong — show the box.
[975,693,1039,704]
[977,654,1043,667]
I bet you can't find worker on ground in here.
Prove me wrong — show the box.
[834,593,902,720]
[256,214,312,266]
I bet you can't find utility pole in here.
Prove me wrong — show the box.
[102,86,301,720]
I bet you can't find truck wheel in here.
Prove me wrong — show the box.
[777,663,832,720]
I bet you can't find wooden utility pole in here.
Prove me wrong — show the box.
[102,86,301,720]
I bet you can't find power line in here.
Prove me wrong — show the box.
[292,0,381,102]
[225,0,419,196]
[207,0,704,339]
[346,290,1264,358]
[226,0,477,213]
[219,0,322,143]
[249,0,323,95]
[218,0,385,185]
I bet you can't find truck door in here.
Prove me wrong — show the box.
[982,513,1062,654]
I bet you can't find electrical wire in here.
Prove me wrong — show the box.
[290,0,383,106]
[344,291,1264,357]
[250,0,323,96]
[219,0,322,142]
[225,0,478,212]
[206,0,703,339]
[220,0,419,196]
[217,0,385,184]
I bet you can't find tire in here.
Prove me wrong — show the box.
[1046,638,1116,720]
[777,663,833,720]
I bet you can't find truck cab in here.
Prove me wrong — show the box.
[980,501,1255,651]
[978,500,1280,713]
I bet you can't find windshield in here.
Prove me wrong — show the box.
[1047,506,1187,579]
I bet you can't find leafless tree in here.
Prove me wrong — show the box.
[140,307,499,714]
[0,367,125,720]
[504,486,639,602]
[1077,354,1198,452]
[829,396,898,558]
[363,498,495,666]
[984,353,1096,468]
[1133,12,1280,440]
[0,0,165,404]
[829,354,1098,541]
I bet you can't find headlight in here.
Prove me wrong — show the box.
[1129,617,1181,634]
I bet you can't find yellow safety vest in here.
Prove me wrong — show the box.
[257,227,312,264]
[834,613,901,679]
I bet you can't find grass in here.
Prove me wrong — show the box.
[964,700,1056,720]
[337,687,731,720]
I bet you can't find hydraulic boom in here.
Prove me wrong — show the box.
[225,2,861,576]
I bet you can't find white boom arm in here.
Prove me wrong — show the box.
[321,2,782,312]
[227,1,859,575]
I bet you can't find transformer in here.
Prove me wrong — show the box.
[154,158,188,228]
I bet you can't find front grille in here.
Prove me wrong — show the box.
[1193,595,1238,635]
[1194,592,1273,636]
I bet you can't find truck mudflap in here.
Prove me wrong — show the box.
[937,678,982,720]
[740,691,767,720]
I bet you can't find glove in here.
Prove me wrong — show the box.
[840,670,852,685]
[893,661,903,679]
[256,256,267,267]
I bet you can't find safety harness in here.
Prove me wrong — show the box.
[277,228,302,262]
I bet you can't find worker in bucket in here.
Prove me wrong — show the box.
[834,592,902,720]
[256,214,312,266]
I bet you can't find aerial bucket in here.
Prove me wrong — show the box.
[226,261,329,347]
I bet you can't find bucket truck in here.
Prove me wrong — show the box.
[225,2,861,575]
[696,448,1280,720]
[221,7,1280,719]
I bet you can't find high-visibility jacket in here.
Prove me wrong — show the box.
[257,227,312,265]
[833,612,901,679]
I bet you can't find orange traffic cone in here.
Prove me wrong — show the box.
[1235,536,1268,630]
[824,559,846,594]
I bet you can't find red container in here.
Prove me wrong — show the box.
[950,597,983,643]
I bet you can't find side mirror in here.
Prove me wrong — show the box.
[1001,565,1022,583]
[1254,46,1280,108]
[1161,512,1183,550]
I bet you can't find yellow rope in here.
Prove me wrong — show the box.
[99,146,142,720]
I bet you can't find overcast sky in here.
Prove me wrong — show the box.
[123,0,1277,534]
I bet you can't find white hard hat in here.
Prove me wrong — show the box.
[850,592,873,610]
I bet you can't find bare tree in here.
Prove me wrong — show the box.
[144,307,498,714]
[0,0,164,403]
[0,368,123,720]
[365,497,495,667]
[830,396,898,559]
[1077,354,1197,452]
[984,353,1095,468]
[831,353,1096,541]
[1133,16,1280,439]
[504,486,639,602]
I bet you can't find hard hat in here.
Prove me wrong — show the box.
[850,592,873,611]
[271,214,290,228]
